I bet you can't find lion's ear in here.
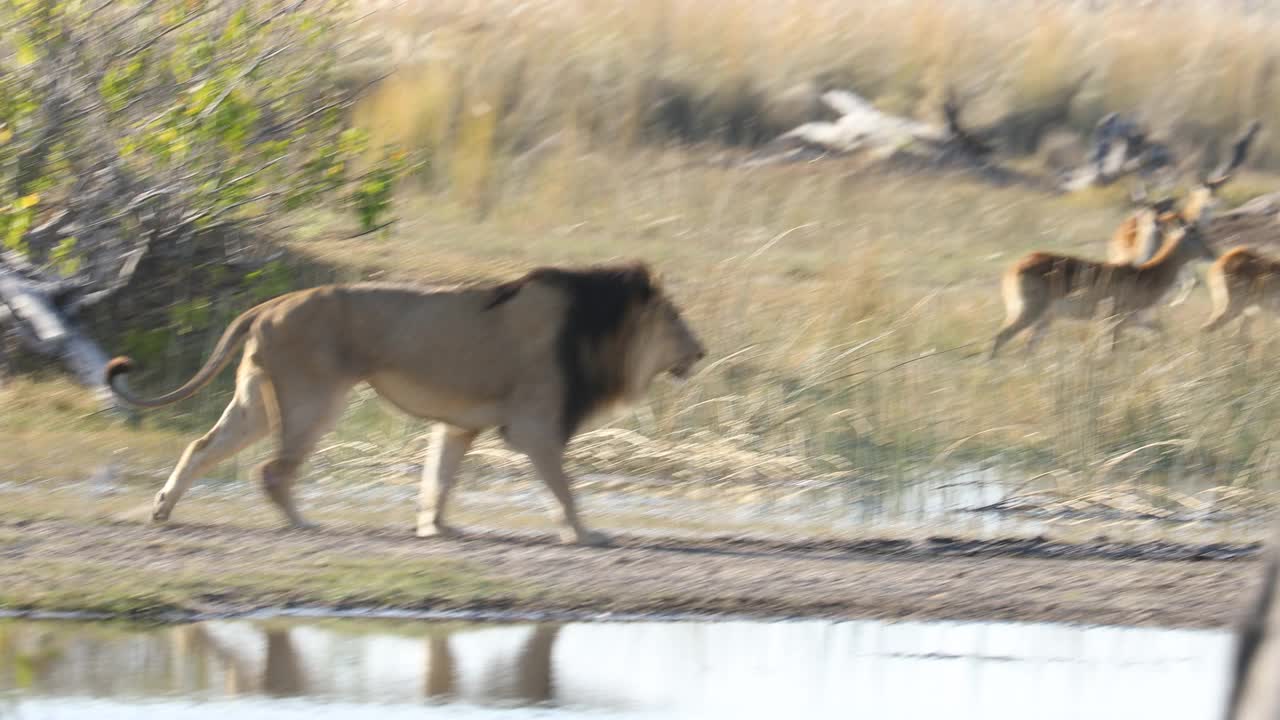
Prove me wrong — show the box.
[483,278,525,310]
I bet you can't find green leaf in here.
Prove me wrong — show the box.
[14,656,34,689]
[15,37,38,67]
[52,236,81,276]
[221,8,249,44]
[99,57,145,112]
[175,41,215,83]
[299,15,320,39]
[170,297,212,335]
[5,207,33,255]
[6,0,399,267]
[124,328,169,364]
[350,161,397,233]
[338,128,368,156]
[185,81,216,116]
[244,261,292,301]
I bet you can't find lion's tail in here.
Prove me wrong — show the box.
[104,298,279,409]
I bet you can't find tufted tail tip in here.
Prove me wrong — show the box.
[104,356,134,386]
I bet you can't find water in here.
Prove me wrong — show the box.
[0,616,1232,719]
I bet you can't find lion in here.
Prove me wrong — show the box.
[104,262,706,546]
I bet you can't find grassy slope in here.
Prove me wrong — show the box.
[8,0,1280,533]
[5,158,1280,506]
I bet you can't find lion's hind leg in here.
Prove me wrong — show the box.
[257,376,352,530]
[152,359,270,523]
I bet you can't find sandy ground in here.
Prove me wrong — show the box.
[0,497,1263,629]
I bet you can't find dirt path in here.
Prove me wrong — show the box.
[0,511,1262,629]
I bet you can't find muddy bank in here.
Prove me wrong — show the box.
[0,510,1262,629]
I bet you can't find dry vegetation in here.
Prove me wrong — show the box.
[7,0,1280,530]
[349,0,1280,169]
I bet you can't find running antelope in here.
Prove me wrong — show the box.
[1107,121,1261,307]
[989,217,1217,358]
[1201,246,1280,342]
[1108,190,1188,304]
[1108,189,1178,267]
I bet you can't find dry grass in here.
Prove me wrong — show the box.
[349,0,1280,169]
[7,158,1280,519]
[6,0,1280,533]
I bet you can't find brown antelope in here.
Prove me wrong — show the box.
[1107,121,1261,307]
[1200,247,1280,342]
[1107,190,1187,322]
[1108,195,1195,311]
[989,217,1217,358]
[1108,189,1179,266]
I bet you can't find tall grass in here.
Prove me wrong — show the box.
[331,0,1280,515]
[9,0,1280,531]
[5,155,1279,528]
[350,0,1280,168]
[64,158,1277,516]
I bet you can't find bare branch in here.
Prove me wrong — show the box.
[196,44,293,121]
[116,7,209,61]
[93,0,159,44]
[343,219,397,240]
[176,190,285,230]
[219,157,286,190]
[265,68,396,139]
[72,242,151,311]
[253,0,309,33]
[942,90,994,159]
[1207,120,1262,188]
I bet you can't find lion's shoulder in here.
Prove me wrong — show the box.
[475,262,664,439]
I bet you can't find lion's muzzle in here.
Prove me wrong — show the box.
[669,346,706,380]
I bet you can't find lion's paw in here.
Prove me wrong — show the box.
[151,493,172,523]
[562,528,612,547]
[417,522,460,539]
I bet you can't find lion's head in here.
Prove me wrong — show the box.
[489,262,706,439]
[632,292,705,381]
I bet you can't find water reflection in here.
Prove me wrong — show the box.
[423,623,560,705]
[0,616,1231,719]
[172,625,307,697]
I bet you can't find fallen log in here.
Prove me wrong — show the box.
[762,89,947,159]
[1057,113,1177,192]
[750,87,1059,192]
[0,263,124,414]
[754,82,1190,197]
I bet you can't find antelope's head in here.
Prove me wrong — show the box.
[1181,120,1261,229]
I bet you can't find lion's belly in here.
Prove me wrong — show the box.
[366,372,504,430]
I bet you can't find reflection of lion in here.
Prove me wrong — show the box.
[105,262,705,545]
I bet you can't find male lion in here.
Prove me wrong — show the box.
[104,262,706,546]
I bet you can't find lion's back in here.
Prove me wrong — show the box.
[326,282,563,424]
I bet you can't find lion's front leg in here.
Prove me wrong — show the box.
[416,423,478,539]
[506,423,610,547]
